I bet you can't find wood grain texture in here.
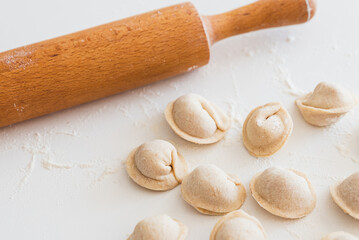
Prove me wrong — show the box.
[203,0,316,44]
[0,2,210,127]
[0,0,316,128]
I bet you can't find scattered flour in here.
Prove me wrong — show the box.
[10,154,36,199]
[276,65,305,97]
[56,131,79,137]
[0,48,34,70]
[286,36,296,43]
[322,113,359,164]
[96,166,123,183]
[42,160,74,170]
[11,133,51,197]
[187,65,199,72]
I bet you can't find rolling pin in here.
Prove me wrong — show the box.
[0,0,316,128]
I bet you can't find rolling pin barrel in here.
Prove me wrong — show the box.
[0,3,210,128]
[0,0,316,128]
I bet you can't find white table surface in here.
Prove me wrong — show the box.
[1,0,359,239]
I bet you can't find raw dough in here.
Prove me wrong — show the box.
[322,231,359,240]
[331,171,359,220]
[165,93,231,144]
[242,102,293,157]
[209,210,267,240]
[250,167,316,219]
[126,140,188,191]
[128,214,188,240]
[181,164,246,215]
[296,82,358,126]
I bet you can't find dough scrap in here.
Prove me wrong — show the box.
[210,210,268,240]
[250,167,316,219]
[296,82,358,126]
[243,102,293,157]
[181,164,246,215]
[322,231,359,240]
[165,93,231,144]
[128,214,188,240]
[126,140,188,191]
[331,171,359,220]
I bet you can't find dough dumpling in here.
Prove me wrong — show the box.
[165,93,231,144]
[322,231,359,240]
[331,171,359,220]
[128,214,188,240]
[243,102,293,157]
[296,82,357,126]
[181,164,246,215]
[210,210,267,240]
[250,167,316,219]
[126,140,188,191]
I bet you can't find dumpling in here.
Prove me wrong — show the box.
[242,102,293,157]
[210,210,267,240]
[181,164,246,215]
[165,93,231,144]
[331,171,359,220]
[126,140,188,191]
[128,214,188,240]
[250,167,316,219]
[296,82,358,126]
[322,231,359,240]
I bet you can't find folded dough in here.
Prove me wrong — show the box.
[128,214,188,240]
[243,102,293,157]
[250,167,316,219]
[126,140,188,191]
[331,171,359,220]
[165,93,231,144]
[296,82,358,126]
[210,210,267,240]
[322,231,359,240]
[181,164,246,215]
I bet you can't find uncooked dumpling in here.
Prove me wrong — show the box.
[181,164,246,215]
[331,171,359,220]
[210,210,267,240]
[250,167,316,219]
[126,140,188,191]
[322,231,359,240]
[165,93,231,144]
[296,82,358,126]
[242,102,293,157]
[128,214,188,240]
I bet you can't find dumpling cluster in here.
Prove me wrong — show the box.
[126,140,188,191]
[210,210,267,240]
[181,165,246,215]
[165,93,231,144]
[331,171,359,220]
[124,85,358,237]
[250,167,316,219]
[128,214,187,240]
[243,102,293,157]
[296,82,357,126]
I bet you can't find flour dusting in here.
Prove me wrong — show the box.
[42,160,74,170]
[322,114,359,164]
[286,36,296,43]
[97,166,122,182]
[0,48,34,70]
[276,66,305,97]
[10,154,36,199]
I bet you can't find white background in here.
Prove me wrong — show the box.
[1,0,359,239]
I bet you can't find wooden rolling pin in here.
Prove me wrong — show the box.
[0,0,316,128]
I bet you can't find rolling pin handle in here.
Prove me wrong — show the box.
[203,0,317,45]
